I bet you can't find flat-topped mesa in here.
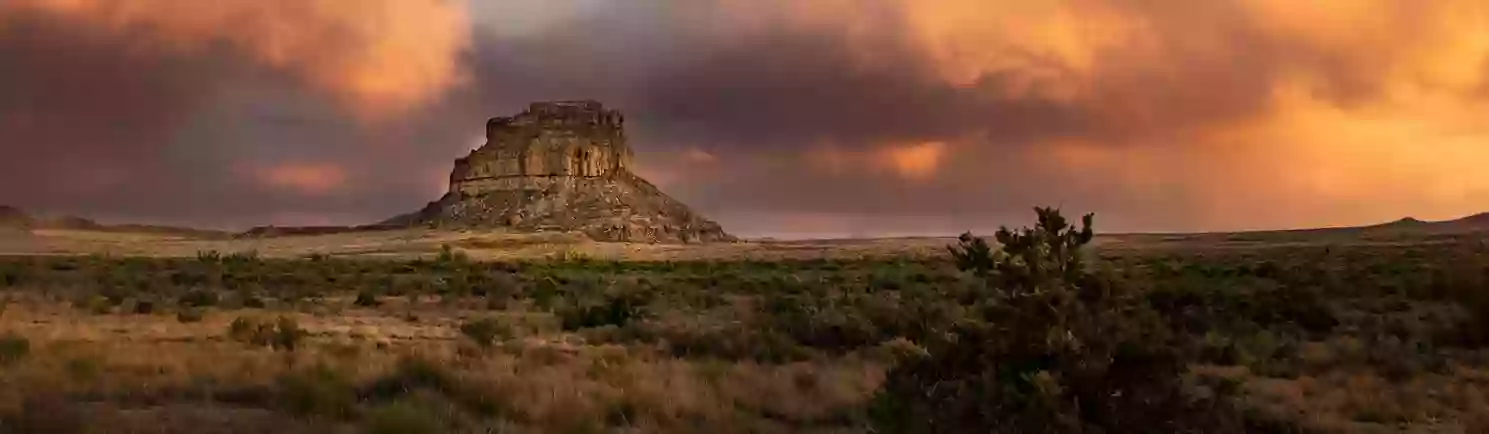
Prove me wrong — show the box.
[387,100,732,243]
[450,100,636,196]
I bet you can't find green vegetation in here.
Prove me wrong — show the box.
[0,333,29,365]
[366,401,446,434]
[227,315,305,351]
[458,317,510,347]
[0,208,1487,432]
[874,208,1238,432]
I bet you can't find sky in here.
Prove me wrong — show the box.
[3,0,1489,238]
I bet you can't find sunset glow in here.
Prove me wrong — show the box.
[3,0,1488,233]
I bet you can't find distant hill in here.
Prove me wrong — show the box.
[1445,212,1489,230]
[0,206,230,239]
[1360,213,1489,234]
[237,224,402,238]
[99,224,233,239]
[1178,212,1489,237]
[35,215,104,230]
[1370,217,1428,228]
[0,205,33,229]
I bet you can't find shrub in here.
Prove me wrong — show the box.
[0,333,29,365]
[435,244,468,265]
[196,250,222,264]
[363,357,459,401]
[76,295,112,315]
[947,233,997,277]
[360,357,506,418]
[0,270,13,288]
[64,356,102,382]
[0,396,84,434]
[225,250,260,263]
[873,208,1240,433]
[132,300,155,315]
[228,316,306,351]
[178,290,218,307]
[558,292,647,331]
[365,401,445,434]
[278,364,356,419]
[176,308,205,323]
[483,272,521,307]
[242,295,267,309]
[229,316,258,342]
[559,248,592,263]
[530,277,561,309]
[355,290,382,307]
[1435,262,1489,346]
[458,317,510,347]
[273,316,305,351]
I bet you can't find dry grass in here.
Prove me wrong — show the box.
[1241,367,1489,434]
[3,228,1489,432]
[0,294,884,433]
[0,227,966,262]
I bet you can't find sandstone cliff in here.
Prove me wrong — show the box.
[386,101,731,243]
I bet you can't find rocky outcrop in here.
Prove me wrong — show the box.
[386,101,731,243]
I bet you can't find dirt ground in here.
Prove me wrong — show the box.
[0,225,1451,263]
[3,225,1489,432]
[0,228,961,262]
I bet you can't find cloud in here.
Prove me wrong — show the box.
[618,0,1489,233]
[255,163,349,196]
[802,142,948,182]
[0,1,477,228]
[3,0,1489,236]
[3,0,470,118]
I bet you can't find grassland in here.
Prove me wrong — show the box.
[0,221,1488,433]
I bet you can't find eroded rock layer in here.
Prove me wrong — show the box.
[387,101,731,243]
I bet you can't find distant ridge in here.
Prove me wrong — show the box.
[236,224,401,238]
[1307,212,1489,235]
[0,205,229,238]
[1451,212,1489,225]
[1367,216,1428,229]
[0,205,32,229]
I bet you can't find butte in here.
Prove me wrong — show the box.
[385,101,731,244]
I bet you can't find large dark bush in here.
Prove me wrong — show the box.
[873,207,1240,433]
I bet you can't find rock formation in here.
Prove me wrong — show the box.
[386,101,731,243]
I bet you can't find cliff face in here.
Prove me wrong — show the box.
[449,101,636,195]
[387,101,732,244]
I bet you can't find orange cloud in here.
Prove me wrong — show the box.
[880,141,947,181]
[885,1,1489,97]
[769,0,1489,229]
[899,0,1138,94]
[4,0,471,119]
[804,141,949,181]
[259,163,348,195]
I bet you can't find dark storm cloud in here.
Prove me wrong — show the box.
[605,0,1489,234]
[0,8,472,228]
[636,24,1090,149]
[0,10,220,220]
[3,1,1489,235]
